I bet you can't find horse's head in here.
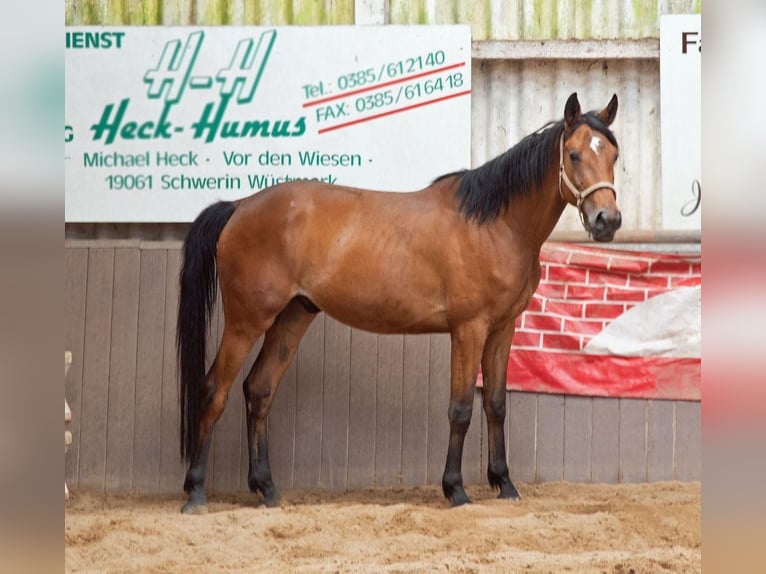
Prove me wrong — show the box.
[560,93,621,242]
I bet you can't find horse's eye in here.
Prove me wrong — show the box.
[569,151,581,163]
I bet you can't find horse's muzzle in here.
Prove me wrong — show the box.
[588,207,622,242]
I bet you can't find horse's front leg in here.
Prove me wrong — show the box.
[442,321,488,506]
[481,325,520,499]
[244,298,317,507]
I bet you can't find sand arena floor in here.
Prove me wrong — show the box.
[65,481,700,573]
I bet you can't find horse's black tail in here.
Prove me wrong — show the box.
[177,201,237,462]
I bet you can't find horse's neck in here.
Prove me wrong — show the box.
[501,170,568,253]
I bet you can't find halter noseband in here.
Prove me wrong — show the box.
[558,132,617,228]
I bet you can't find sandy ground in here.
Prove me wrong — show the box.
[65,482,700,573]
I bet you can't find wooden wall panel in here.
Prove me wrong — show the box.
[619,398,648,483]
[132,250,167,493]
[400,335,430,486]
[374,335,404,486]
[64,248,89,491]
[211,298,244,493]
[462,390,484,486]
[564,396,592,482]
[508,391,537,483]
[293,315,325,487]
[105,248,140,493]
[320,318,351,490]
[65,244,701,495]
[536,394,565,482]
[426,334,451,485]
[77,248,114,491]
[239,336,265,490]
[269,352,297,490]
[159,249,184,493]
[647,400,675,482]
[675,401,701,481]
[204,289,223,491]
[591,397,620,483]
[347,330,377,488]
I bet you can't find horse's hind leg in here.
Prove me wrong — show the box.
[182,324,261,514]
[480,325,520,499]
[244,297,318,507]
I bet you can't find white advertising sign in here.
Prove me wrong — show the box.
[660,15,701,231]
[65,26,471,222]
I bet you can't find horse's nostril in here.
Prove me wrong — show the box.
[594,211,606,230]
[593,210,620,232]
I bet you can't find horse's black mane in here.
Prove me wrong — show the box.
[435,111,618,223]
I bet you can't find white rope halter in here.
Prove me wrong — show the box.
[558,132,617,228]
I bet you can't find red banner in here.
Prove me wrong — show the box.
[482,243,701,400]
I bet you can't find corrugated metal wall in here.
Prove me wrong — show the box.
[65,0,700,38]
[390,0,700,39]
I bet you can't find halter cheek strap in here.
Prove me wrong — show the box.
[558,133,617,227]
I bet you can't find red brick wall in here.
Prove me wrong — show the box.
[512,244,701,355]
[497,244,702,400]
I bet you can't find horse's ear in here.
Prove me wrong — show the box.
[598,94,619,126]
[564,92,581,127]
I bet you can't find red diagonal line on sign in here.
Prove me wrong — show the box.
[303,62,466,108]
[317,89,471,134]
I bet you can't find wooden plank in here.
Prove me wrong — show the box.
[105,248,140,493]
[78,248,114,491]
[132,250,166,494]
[347,329,377,489]
[647,400,674,482]
[400,334,430,486]
[239,335,264,492]
[426,334,451,485]
[211,293,244,493]
[293,314,325,488]
[536,394,565,482]
[159,249,185,493]
[374,334,404,486]
[591,397,619,483]
[618,398,647,483]
[65,248,89,492]
[564,396,592,482]
[674,401,701,481]
[268,346,297,490]
[204,286,222,491]
[320,318,351,490]
[462,388,483,486]
[508,391,537,483]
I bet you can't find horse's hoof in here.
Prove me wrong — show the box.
[181,502,208,515]
[498,485,521,500]
[256,483,281,508]
[451,493,472,507]
[497,490,521,501]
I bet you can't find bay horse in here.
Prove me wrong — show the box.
[177,92,621,513]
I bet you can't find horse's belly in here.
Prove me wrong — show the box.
[308,288,449,335]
